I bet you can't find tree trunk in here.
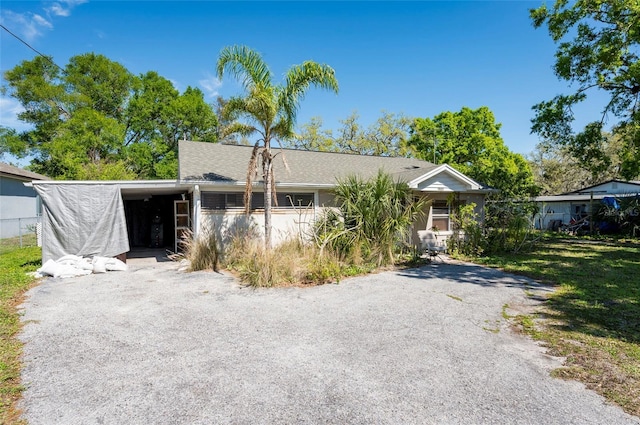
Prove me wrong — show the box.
[263,142,272,249]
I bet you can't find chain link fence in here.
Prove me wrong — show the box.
[0,216,41,247]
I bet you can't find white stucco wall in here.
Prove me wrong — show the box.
[201,207,318,246]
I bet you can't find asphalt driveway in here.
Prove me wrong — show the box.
[18,260,640,424]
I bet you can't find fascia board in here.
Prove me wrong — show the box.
[408,164,482,190]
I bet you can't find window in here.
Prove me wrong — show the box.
[201,192,314,211]
[201,193,242,210]
[431,200,450,231]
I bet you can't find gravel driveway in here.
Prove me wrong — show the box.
[18,260,639,424]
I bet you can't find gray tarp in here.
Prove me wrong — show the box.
[35,184,130,263]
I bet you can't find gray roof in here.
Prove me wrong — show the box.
[0,162,49,181]
[179,140,439,186]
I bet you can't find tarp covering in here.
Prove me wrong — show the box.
[35,184,130,263]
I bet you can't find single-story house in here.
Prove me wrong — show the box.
[533,180,640,230]
[30,140,492,262]
[0,162,48,238]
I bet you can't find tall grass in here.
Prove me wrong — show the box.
[223,233,356,287]
[172,228,220,272]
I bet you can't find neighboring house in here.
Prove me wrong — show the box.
[533,180,640,230]
[30,140,491,261]
[0,162,48,238]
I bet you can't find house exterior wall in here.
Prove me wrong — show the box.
[198,188,487,249]
[0,176,41,238]
[409,193,486,246]
[201,208,318,245]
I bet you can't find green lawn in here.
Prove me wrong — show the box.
[0,238,41,425]
[476,236,640,417]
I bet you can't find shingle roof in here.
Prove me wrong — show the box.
[0,162,49,181]
[179,140,439,186]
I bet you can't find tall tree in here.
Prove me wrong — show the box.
[287,111,413,157]
[530,0,640,180]
[2,53,218,179]
[528,133,626,195]
[409,106,538,198]
[216,45,338,248]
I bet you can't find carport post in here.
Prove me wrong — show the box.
[193,185,201,238]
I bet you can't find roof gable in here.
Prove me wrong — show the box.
[565,179,640,195]
[408,165,484,192]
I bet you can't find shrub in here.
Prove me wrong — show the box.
[483,198,540,254]
[174,228,220,272]
[448,203,484,256]
[223,233,340,287]
[316,170,428,267]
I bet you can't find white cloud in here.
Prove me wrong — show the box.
[199,74,222,98]
[1,0,86,42]
[1,11,46,41]
[0,96,31,132]
[46,1,88,18]
[48,3,71,17]
[32,14,53,29]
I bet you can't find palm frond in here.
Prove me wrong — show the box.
[244,142,261,214]
[274,139,291,175]
[223,122,257,138]
[270,169,278,207]
[272,117,295,140]
[281,61,339,121]
[216,45,273,92]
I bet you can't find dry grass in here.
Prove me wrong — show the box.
[173,229,220,272]
[222,234,376,287]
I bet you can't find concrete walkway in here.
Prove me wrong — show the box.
[18,261,640,424]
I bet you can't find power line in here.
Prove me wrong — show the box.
[1,24,63,71]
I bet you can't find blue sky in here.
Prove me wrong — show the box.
[1,1,586,160]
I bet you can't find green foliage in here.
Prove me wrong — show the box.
[448,203,485,256]
[448,199,541,257]
[530,0,640,181]
[484,199,540,254]
[0,127,25,161]
[2,53,219,179]
[408,106,538,198]
[216,45,338,247]
[288,111,413,157]
[0,244,40,423]
[314,171,428,267]
[527,134,627,195]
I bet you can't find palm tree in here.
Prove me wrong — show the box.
[216,45,339,248]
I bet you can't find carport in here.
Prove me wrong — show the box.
[30,180,193,263]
